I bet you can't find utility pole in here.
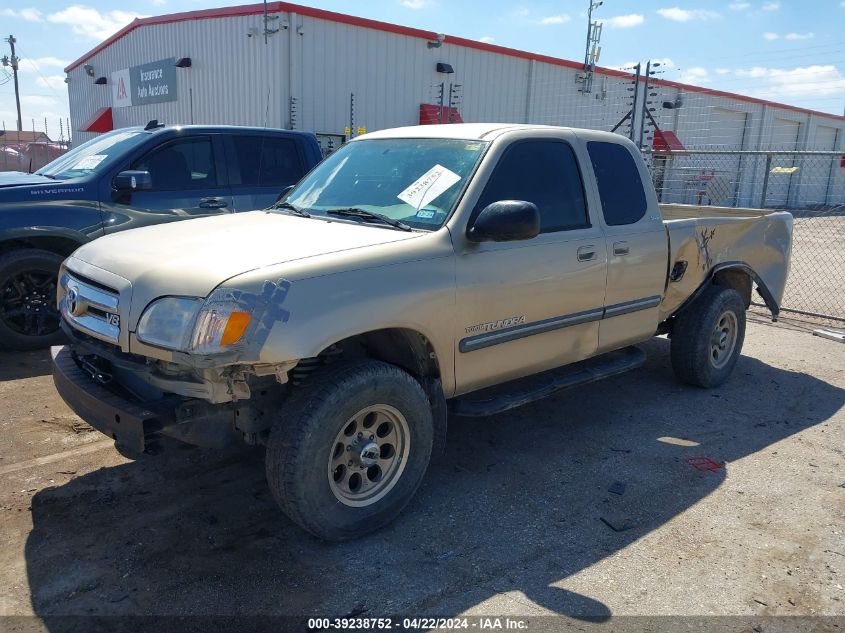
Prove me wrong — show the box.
[448,82,462,123]
[638,61,662,148]
[1,35,22,131]
[609,62,640,140]
[437,82,445,123]
[629,62,641,141]
[638,60,651,148]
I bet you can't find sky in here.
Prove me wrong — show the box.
[1,0,844,135]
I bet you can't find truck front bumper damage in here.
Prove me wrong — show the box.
[51,345,242,454]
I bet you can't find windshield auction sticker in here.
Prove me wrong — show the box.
[71,154,107,171]
[398,164,461,211]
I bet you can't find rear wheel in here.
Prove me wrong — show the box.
[265,360,434,541]
[671,285,746,388]
[0,249,65,351]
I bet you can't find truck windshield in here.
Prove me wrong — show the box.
[37,130,147,179]
[284,138,488,231]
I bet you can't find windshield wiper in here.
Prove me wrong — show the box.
[271,201,311,218]
[326,208,412,232]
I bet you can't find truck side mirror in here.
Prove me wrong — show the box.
[467,200,541,243]
[113,170,152,192]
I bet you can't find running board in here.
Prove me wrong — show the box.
[448,346,646,418]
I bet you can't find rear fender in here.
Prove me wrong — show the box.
[661,212,792,322]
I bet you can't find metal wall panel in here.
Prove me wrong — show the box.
[297,16,530,135]
[66,7,845,162]
[69,13,290,144]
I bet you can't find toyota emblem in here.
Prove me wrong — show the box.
[66,284,81,316]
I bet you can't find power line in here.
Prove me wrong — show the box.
[16,45,65,100]
[0,90,59,98]
[696,40,845,62]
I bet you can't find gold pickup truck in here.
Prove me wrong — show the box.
[51,124,792,540]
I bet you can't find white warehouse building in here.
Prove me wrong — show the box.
[64,1,845,209]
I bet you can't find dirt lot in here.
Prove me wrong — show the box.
[0,318,843,626]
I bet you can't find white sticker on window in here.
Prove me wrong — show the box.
[72,154,108,170]
[397,164,461,211]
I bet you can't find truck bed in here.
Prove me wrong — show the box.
[658,203,793,321]
[659,203,778,221]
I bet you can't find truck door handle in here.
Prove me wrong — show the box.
[577,245,596,262]
[613,241,630,256]
[199,197,228,209]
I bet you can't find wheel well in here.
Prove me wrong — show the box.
[712,268,752,309]
[288,329,441,386]
[301,329,446,457]
[0,236,81,258]
[330,328,441,380]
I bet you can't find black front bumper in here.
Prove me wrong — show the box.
[52,345,165,453]
[51,345,240,453]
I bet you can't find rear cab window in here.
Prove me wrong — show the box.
[230,136,305,188]
[587,141,648,226]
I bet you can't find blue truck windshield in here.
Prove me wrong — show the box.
[37,130,147,180]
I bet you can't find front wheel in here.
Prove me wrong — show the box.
[671,285,746,388]
[265,360,434,541]
[0,249,66,351]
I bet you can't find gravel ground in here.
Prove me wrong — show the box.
[0,318,843,627]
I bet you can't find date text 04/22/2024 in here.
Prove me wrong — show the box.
[307,617,529,630]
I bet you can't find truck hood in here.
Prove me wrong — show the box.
[0,171,59,188]
[70,210,422,300]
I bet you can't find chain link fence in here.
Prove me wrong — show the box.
[644,149,845,325]
[1,118,73,173]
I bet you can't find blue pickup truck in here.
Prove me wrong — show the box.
[0,123,322,350]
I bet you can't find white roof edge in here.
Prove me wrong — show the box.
[358,123,631,142]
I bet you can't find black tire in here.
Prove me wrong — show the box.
[671,285,746,388]
[265,360,434,541]
[0,249,66,351]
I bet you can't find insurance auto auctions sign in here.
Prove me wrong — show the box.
[111,58,177,108]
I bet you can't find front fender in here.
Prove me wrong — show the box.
[179,251,458,395]
[0,200,104,247]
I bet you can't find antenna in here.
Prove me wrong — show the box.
[262,0,279,43]
[578,1,603,94]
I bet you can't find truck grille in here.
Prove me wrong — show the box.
[59,272,121,344]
